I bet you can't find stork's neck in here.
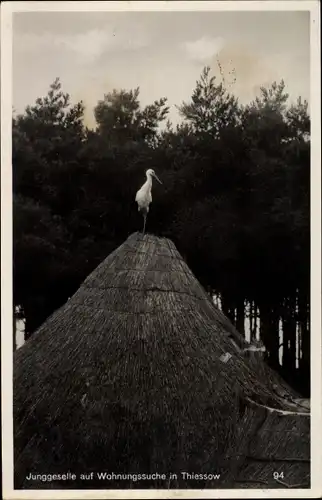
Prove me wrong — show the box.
[146,172,153,187]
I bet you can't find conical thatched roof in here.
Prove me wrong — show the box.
[14,232,310,490]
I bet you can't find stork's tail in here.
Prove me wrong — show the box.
[139,206,148,216]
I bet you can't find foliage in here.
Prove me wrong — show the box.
[13,69,310,395]
[177,66,240,137]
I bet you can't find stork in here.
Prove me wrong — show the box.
[135,169,162,235]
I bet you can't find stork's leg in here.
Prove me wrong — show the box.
[142,214,147,236]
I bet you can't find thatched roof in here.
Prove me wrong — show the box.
[14,232,310,489]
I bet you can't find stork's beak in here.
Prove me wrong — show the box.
[153,173,162,184]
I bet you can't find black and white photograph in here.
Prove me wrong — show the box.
[1,1,321,498]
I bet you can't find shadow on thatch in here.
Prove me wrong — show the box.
[13,232,310,490]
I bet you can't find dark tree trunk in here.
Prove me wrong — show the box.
[249,302,253,340]
[221,295,235,324]
[259,303,279,370]
[281,295,297,384]
[298,291,310,396]
[289,295,297,371]
[236,298,245,336]
[250,301,257,341]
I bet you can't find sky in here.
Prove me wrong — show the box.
[12,10,310,128]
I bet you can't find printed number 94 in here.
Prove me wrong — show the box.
[273,472,284,480]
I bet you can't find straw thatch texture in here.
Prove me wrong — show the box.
[13,232,310,489]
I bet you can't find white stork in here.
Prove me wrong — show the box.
[135,169,162,235]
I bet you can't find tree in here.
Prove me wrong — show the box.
[13,194,70,338]
[13,79,86,335]
[13,77,86,216]
[177,66,240,138]
[94,88,169,147]
[237,81,310,384]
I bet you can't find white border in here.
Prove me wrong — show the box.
[0,0,320,12]
[1,2,321,499]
